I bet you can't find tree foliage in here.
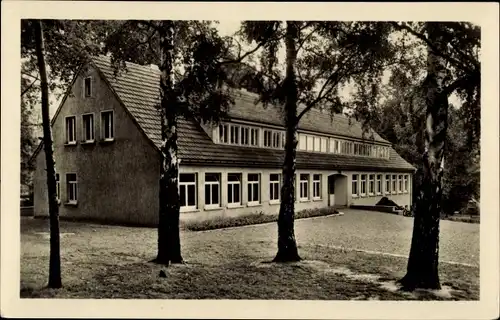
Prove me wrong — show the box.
[236,21,398,261]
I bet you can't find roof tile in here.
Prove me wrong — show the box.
[92,55,415,172]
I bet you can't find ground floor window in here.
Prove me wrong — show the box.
[247,173,260,204]
[376,174,382,195]
[368,174,375,195]
[180,173,197,210]
[204,173,221,208]
[300,174,309,200]
[313,174,321,199]
[404,175,409,193]
[360,174,367,196]
[392,174,397,194]
[55,173,60,202]
[66,173,78,204]
[269,173,281,202]
[385,174,391,194]
[227,173,241,206]
[398,174,403,193]
[352,174,358,197]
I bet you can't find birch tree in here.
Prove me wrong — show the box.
[105,20,256,265]
[389,21,480,290]
[239,21,396,262]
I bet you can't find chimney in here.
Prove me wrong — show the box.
[150,64,159,71]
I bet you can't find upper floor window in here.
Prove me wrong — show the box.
[250,128,259,146]
[84,77,92,97]
[179,173,197,210]
[264,130,283,149]
[299,135,307,151]
[306,136,314,151]
[219,124,228,144]
[230,125,240,144]
[241,127,249,145]
[101,110,114,141]
[65,116,76,145]
[82,113,95,142]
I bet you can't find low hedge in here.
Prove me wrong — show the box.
[181,206,340,232]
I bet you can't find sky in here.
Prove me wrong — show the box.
[36,20,460,121]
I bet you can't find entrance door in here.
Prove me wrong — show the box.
[328,175,335,206]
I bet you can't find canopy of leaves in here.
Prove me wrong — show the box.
[238,21,398,126]
[104,20,240,124]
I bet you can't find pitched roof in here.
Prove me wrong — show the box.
[92,56,415,172]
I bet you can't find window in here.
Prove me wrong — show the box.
[219,124,228,143]
[360,174,367,196]
[354,143,359,155]
[352,174,358,197]
[55,173,60,202]
[250,128,259,146]
[272,131,282,148]
[392,174,397,193]
[328,138,335,153]
[368,174,375,195]
[376,174,382,195]
[385,174,391,194]
[227,173,241,206]
[101,111,114,141]
[230,125,240,144]
[241,127,249,145]
[398,175,403,193]
[299,135,307,150]
[84,77,92,97]
[66,173,77,204]
[313,174,321,199]
[404,175,409,193]
[247,174,260,204]
[179,173,197,210]
[263,130,272,147]
[269,173,281,202]
[306,136,314,151]
[313,137,321,152]
[204,173,220,208]
[299,174,309,200]
[65,116,76,144]
[82,114,94,142]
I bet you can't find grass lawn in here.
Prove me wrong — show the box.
[20,216,479,300]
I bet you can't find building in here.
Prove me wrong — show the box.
[31,56,415,226]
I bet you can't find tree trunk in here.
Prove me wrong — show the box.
[400,22,448,290]
[154,21,183,265]
[34,20,62,288]
[273,21,301,262]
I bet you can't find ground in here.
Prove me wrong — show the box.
[20,209,479,299]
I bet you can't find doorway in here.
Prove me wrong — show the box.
[328,173,347,207]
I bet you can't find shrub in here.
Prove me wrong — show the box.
[182,207,340,231]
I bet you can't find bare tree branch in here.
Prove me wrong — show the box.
[391,22,474,74]
[21,78,39,96]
